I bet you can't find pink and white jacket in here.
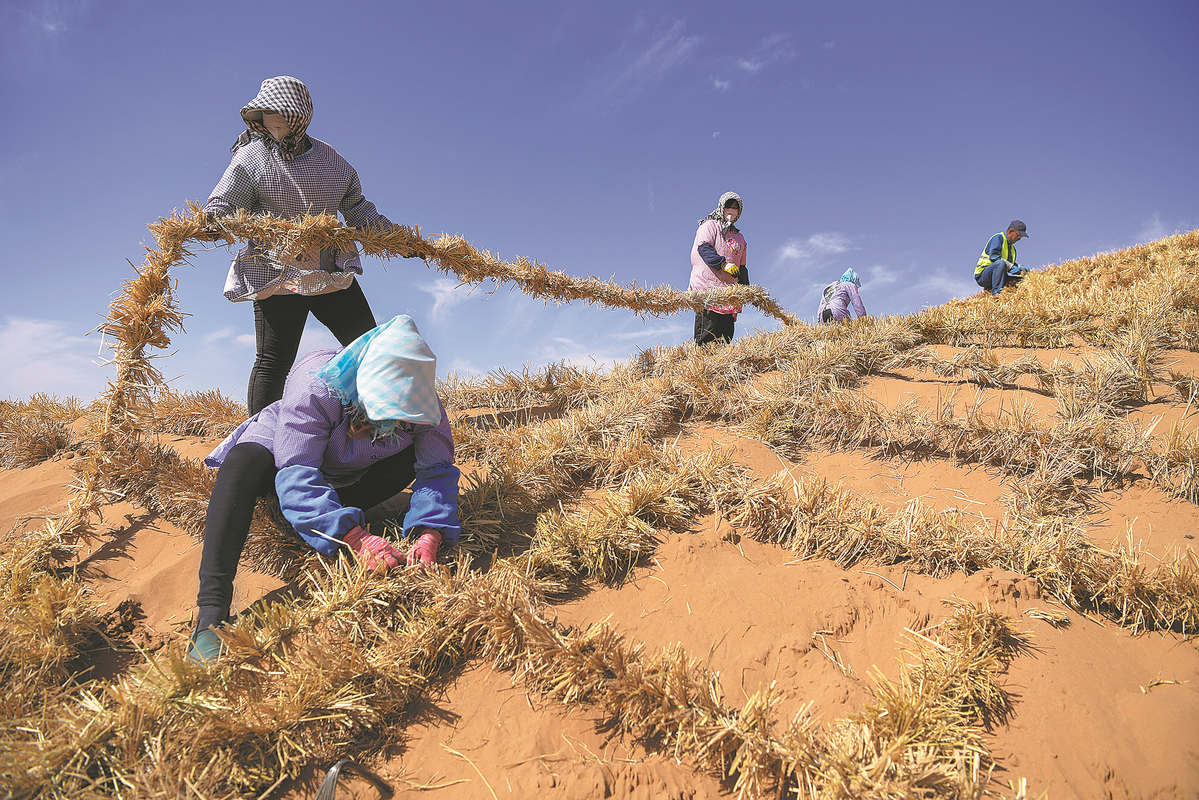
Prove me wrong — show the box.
[689,219,748,318]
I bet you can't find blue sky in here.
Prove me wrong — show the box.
[1,0,1196,402]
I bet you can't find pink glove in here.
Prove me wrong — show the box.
[405,529,442,568]
[343,526,402,572]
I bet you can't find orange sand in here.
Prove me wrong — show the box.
[4,344,1197,800]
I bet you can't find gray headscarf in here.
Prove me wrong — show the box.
[699,191,743,234]
[231,76,314,162]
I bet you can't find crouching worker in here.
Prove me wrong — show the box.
[975,220,1030,296]
[817,269,868,323]
[188,315,460,662]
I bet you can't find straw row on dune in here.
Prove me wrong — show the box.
[2,216,1197,798]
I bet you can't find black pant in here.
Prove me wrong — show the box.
[195,441,417,613]
[694,310,735,345]
[248,280,377,415]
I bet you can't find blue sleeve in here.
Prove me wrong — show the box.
[275,464,365,554]
[697,243,725,271]
[402,409,462,544]
[404,464,462,545]
[985,233,1006,263]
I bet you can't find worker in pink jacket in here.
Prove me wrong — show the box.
[689,191,748,345]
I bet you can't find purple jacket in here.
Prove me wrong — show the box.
[205,348,460,554]
[817,281,867,321]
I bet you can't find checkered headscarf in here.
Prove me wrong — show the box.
[315,316,443,437]
[236,76,314,162]
[699,191,743,234]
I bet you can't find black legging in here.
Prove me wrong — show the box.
[694,309,735,345]
[248,280,377,415]
[195,441,417,613]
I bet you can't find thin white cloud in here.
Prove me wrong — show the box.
[1,0,92,68]
[202,326,244,346]
[610,322,688,341]
[736,33,796,75]
[418,277,470,323]
[495,292,546,339]
[713,78,731,91]
[908,269,980,303]
[198,325,255,353]
[535,337,618,372]
[1134,214,1167,244]
[1126,213,1198,248]
[866,264,900,287]
[1129,213,1197,247]
[297,327,340,353]
[776,232,855,266]
[444,357,483,378]
[647,181,656,212]
[0,317,112,401]
[589,19,699,108]
[11,0,77,36]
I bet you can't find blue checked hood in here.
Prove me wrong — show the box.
[315,315,442,436]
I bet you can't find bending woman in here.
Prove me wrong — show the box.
[189,315,460,662]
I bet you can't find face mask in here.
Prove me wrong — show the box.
[260,111,290,142]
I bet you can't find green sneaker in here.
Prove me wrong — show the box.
[186,626,224,663]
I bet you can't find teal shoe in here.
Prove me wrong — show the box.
[186,626,224,663]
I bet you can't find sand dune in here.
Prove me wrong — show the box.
[3,231,1199,799]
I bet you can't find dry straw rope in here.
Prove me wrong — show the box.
[174,201,801,324]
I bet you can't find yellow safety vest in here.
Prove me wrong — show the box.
[976,232,1015,275]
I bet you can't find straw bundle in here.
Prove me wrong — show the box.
[0,394,85,469]
[148,388,246,438]
[165,203,801,325]
[725,468,1199,634]
[818,601,1028,797]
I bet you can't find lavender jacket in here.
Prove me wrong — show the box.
[205,348,461,554]
[817,281,867,322]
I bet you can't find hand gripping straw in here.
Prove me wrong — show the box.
[343,525,403,572]
[406,529,442,568]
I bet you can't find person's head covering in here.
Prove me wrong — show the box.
[1008,220,1029,238]
[840,268,861,287]
[235,76,313,162]
[699,191,743,233]
[315,315,442,437]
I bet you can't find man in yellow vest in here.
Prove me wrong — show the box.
[974,220,1029,296]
